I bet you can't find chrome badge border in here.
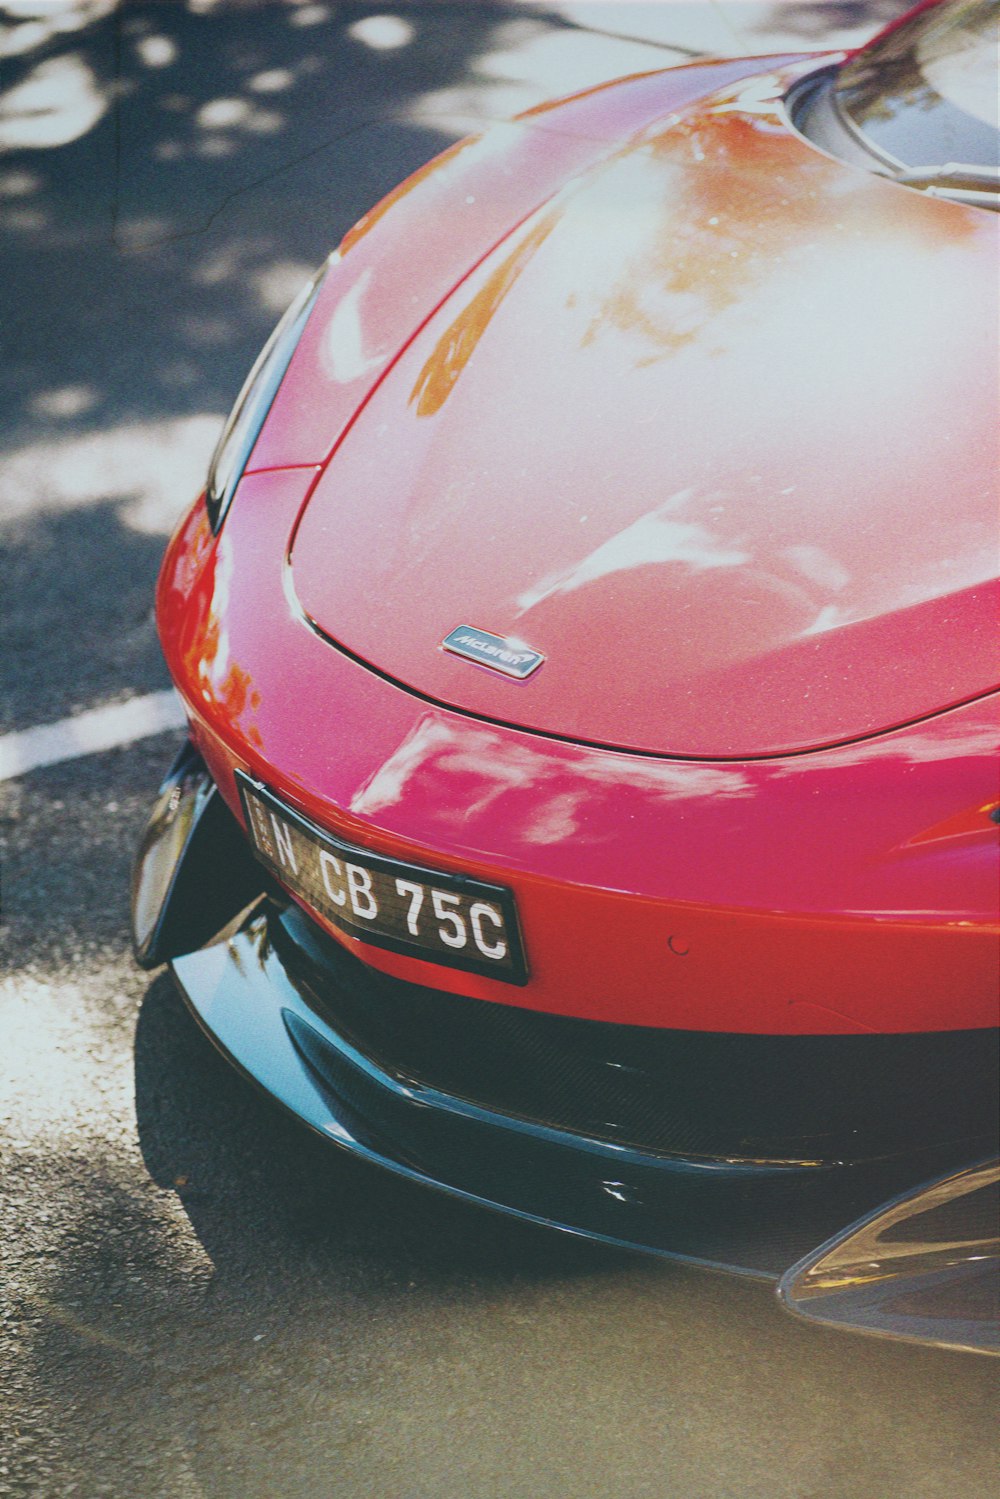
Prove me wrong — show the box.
[441,626,545,681]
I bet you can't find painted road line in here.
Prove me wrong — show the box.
[0,691,186,781]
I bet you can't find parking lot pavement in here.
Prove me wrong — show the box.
[3,4,997,1497]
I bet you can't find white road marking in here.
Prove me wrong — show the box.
[0,690,186,781]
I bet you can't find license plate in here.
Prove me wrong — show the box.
[236,773,527,985]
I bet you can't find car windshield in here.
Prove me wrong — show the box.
[834,0,1000,171]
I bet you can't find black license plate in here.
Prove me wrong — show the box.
[236,773,527,985]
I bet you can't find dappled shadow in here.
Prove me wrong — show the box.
[0,727,181,972]
[0,498,171,732]
[0,0,555,453]
[2,0,621,746]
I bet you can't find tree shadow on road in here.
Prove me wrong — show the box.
[0,499,172,732]
[0,0,562,451]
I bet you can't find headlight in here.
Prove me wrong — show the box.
[205,262,328,531]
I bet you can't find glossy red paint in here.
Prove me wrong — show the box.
[157,466,999,1036]
[289,64,999,758]
[154,44,999,1040]
[248,57,808,477]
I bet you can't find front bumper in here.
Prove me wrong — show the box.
[156,469,1000,1039]
[133,744,998,1292]
[172,896,994,1281]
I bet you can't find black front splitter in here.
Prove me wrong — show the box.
[170,900,987,1281]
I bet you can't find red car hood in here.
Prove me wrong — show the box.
[291,74,999,759]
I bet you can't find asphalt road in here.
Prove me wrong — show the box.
[2,4,997,1498]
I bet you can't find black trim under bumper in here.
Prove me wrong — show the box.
[171,900,991,1280]
[136,741,999,1324]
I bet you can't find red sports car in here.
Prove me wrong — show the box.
[133,0,999,1352]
